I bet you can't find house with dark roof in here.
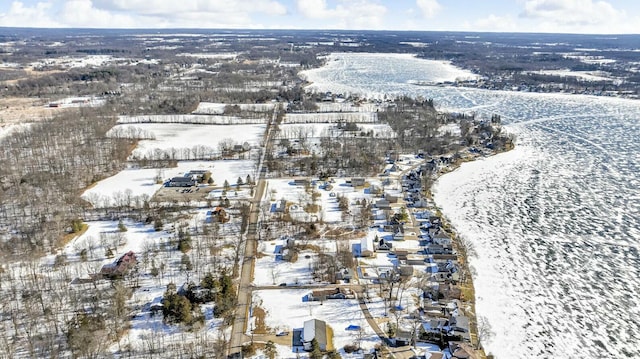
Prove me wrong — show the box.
[100,251,137,279]
[302,319,328,351]
[167,176,196,187]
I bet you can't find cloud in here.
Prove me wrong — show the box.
[520,0,626,29]
[0,1,62,27]
[0,0,288,28]
[296,0,387,29]
[59,0,139,28]
[416,0,441,19]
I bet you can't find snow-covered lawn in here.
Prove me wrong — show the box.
[253,240,318,286]
[252,289,379,353]
[82,160,257,207]
[265,178,385,223]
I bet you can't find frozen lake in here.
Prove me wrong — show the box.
[301,53,640,358]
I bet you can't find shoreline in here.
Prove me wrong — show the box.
[425,142,515,358]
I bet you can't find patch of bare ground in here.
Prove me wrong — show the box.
[56,223,89,250]
[252,306,269,334]
[0,97,60,125]
[322,227,366,238]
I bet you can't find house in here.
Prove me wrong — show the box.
[406,254,426,265]
[293,178,311,186]
[394,329,413,346]
[450,315,470,336]
[376,199,391,210]
[361,237,375,257]
[448,342,472,358]
[398,265,414,278]
[393,250,409,261]
[424,244,452,255]
[351,177,366,187]
[274,199,287,213]
[308,288,353,301]
[281,239,296,261]
[335,268,353,282]
[384,193,399,203]
[432,231,452,246]
[302,319,328,351]
[167,176,196,187]
[232,141,251,153]
[377,238,392,251]
[100,251,137,278]
[422,318,449,334]
[211,207,229,223]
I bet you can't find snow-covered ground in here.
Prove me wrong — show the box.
[82,160,256,207]
[525,69,614,82]
[284,112,377,124]
[276,123,395,140]
[264,178,385,224]
[47,96,106,108]
[116,114,266,125]
[42,215,237,356]
[110,123,265,160]
[0,123,31,143]
[252,289,379,353]
[192,102,275,115]
[253,239,318,286]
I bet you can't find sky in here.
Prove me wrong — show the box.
[0,0,639,34]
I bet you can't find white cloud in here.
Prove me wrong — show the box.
[0,0,288,28]
[519,0,632,32]
[296,0,387,29]
[416,0,441,19]
[0,1,62,27]
[59,0,139,28]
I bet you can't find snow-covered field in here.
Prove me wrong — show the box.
[83,160,256,207]
[117,114,267,125]
[109,123,265,160]
[304,52,640,358]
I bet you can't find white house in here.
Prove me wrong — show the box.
[302,319,327,351]
[361,236,375,257]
